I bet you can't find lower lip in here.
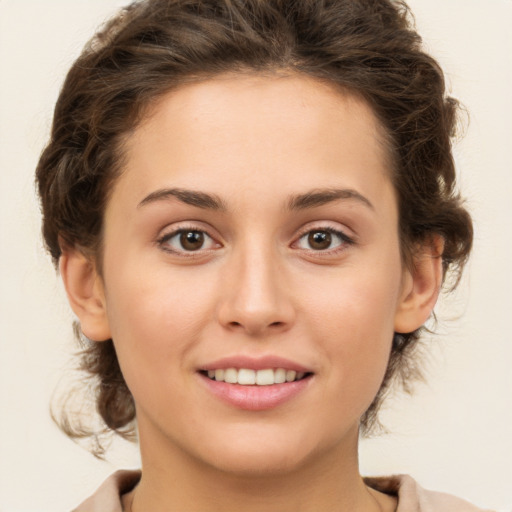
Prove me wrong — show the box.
[199,373,312,411]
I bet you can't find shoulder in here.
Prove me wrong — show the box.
[365,474,496,512]
[72,470,141,512]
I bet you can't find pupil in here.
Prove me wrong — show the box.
[181,231,204,251]
[309,231,331,250]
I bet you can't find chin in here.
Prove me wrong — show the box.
[207,448,311,477]
[195,426,332,477]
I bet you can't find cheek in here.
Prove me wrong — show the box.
[307,262,401,343]
[305,264,402,407]
[101,257,216,393]
[105,249,212,334]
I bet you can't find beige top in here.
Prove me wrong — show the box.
[72,470,495,512]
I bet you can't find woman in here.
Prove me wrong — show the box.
[35,0,488,510]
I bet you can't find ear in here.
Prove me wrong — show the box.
[394,235,444,334]
[59,246,111,342]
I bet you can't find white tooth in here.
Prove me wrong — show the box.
[207,370,216,379]
[238,368,256,385]
[224,368,238,384]
[296,372,305,380]
[214,369,225,382]
[274,368,286,384]
[286,370,297,382]
[256,369,275,385]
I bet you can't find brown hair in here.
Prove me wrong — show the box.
[36,0,472,452]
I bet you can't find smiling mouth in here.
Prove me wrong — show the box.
[200,368,312,386]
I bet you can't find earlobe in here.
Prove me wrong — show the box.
[59,247,111,342]
[394,236,444,334]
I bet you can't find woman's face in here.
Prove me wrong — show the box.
[97,73,415,474]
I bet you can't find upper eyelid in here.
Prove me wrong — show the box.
[157,230,220,259]
[291,223,357,255]
[293,221,355,240]
[297,225,345,236]
[158,221,219,239]
[157,224,220,250]
[294,229,353,247]
[159,228,215,241]
[156,221,355,246]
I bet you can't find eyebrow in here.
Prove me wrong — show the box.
[137,186,373,212]
[287,188,374,211]
[138,188,227,211]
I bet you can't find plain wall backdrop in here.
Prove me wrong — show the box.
[1,0,511,510]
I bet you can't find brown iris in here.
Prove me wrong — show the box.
[180,230,205,251]
[308,231,332,250]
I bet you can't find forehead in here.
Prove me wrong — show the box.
[113,72,394,212]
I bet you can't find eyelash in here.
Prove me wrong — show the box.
[294,226,355,255]
[157,224,355,257]
[157,225,219,257]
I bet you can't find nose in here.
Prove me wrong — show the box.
[216,243,296,337]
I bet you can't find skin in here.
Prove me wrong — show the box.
[61,73,442,512]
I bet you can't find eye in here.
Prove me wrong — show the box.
[295,228,352,252]
[159,229,218,253]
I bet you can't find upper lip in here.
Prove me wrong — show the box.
[199,355,313,373]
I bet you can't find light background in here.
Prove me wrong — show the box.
[0,0,511,510]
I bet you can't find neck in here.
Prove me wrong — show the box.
[128,425,390,512]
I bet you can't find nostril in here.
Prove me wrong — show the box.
[226,320,285,332]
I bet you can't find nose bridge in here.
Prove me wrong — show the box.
[217,234,294,335]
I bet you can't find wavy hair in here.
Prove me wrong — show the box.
[36,0,473,454]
